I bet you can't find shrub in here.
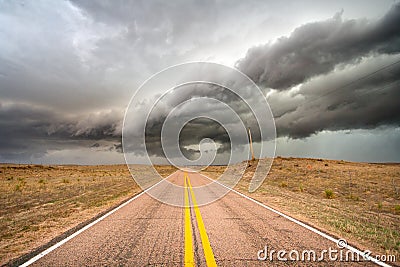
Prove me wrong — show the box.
[324,189,334,199]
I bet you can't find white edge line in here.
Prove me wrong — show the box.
[20,171,177,267]
[198,172,392,267]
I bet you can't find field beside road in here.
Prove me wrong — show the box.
[0,164,176,265]
[203,157,400,261]
[1,159,399,265]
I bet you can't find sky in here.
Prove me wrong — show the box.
[0,0,399,164]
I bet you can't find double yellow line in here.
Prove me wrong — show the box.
[184,172,217,267]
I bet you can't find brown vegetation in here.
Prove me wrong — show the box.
[1,159,398,264]
[0,164,175,265]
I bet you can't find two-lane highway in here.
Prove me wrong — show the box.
[24,170,377,266]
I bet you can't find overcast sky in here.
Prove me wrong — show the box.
[0,0,399,164]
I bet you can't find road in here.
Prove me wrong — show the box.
[24,170,377,266]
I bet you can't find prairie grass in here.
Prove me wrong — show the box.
[0,164,175,265]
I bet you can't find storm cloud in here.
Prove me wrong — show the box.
[237,3,400,90]
[0,101,122,161]
[269,54,400,138]
[234,4,400,140]
[0,1,399,163]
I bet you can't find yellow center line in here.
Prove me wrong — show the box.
[187,173,218,267]
[184,173,195,267]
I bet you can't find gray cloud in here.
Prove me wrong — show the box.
[0,1,399,163]
[139,83,259,163]
[0,101,122,162]
[237,3,400,90]
[270,54,400,138]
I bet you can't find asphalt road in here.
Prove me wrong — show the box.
[25,170,377,266]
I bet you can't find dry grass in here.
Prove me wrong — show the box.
[0,164,175,265]
[202,157,400,261]
[2,160,398,264]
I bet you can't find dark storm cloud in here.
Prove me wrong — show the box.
[140,83,259,160]
[0,101,122,161]
[232,4,400,140]
[1,1,399,163]
[270,55,400,138]
[237,3,400,90]
[179,119,231,160]
[0,0,247,162]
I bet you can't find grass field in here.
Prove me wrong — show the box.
[1,159,399,265]
[0,164,175,265]
[202,157,400,262]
